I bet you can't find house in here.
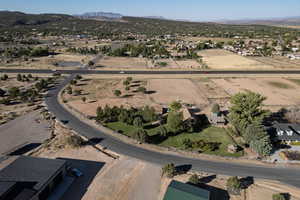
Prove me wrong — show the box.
[163,180,210,200]
[268,122,300,143]
[0,156,67,200]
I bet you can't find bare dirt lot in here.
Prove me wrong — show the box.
[249,56,300,69]
[96,56,148,69]
[1,53,92,70]
[65,77,300,117]
[213,77,300,108]
[198,49,274,70]
[35,123,161,200]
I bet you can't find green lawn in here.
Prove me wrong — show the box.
[106,122,243,157]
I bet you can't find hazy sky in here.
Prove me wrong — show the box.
[1,0,300,21]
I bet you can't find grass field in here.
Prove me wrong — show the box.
[106,122,243,157]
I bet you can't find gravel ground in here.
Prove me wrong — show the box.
[0,110,51,155]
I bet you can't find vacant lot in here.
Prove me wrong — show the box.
[213,78,300,107]
[147,79,209,106]
[250,56,300,69]
[96,56,148,69]
[198,49,273,69]
[1,53,91,70]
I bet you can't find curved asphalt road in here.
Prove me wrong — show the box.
[44,75,300,188]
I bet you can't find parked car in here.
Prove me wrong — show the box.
[71,168,83,177]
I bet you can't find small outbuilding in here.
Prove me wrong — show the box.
[163,180,210,200]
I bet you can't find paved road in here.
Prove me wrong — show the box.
[45,75,300,188]
[2,68,300,75]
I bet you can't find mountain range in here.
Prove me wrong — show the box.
[220,16,300,26]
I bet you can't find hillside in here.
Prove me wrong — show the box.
[0,11,74,27]
[221,16,300,26]
[0,11,299,38]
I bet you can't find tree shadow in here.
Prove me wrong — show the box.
[144,90,156,94]
[122,94,134,98]
[149,134,166,145]
[199,175,217,184]
[130,84,141,87]
[175,164,192,175]
[87,137,104,145]
[240,176,254,189]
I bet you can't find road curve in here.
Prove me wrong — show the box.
[2,68,300,75]
[44,75,300,188]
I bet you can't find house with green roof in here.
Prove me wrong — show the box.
[163,180,210,200]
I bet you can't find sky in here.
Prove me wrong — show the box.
[1,0,300,21]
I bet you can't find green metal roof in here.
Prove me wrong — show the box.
[163,180,210,200]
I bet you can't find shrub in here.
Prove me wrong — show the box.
[114,90,122,97]
[272,193,287,200]
[226,176,242,195]
[65,135,85,148]
[157,125,168,138]
[162,163,176,178]
[189,174,200,185]
[167,111,184,133]
[182,138,193,150]
[169,101,182,112]
[137,86,146,93]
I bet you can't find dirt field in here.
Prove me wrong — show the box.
[249,56,300,69]
[96,56,148,69]
[36,122,161,200]
[147,79,209,106]
[213,78,300,108]
[198,49,274,69]
[0,53,92,70]
[65,77,300,117]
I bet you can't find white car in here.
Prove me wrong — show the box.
[120,71,125,74]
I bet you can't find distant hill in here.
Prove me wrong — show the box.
[0,11,298,38]
[221,16,300,26]
[75,12,122,20]
[0,11,74,27]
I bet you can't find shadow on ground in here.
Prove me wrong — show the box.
[58,157,105,200]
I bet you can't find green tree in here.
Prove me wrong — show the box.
[17,74,22,82]
[137,86,146,93]
[8,87,20,98]
[189,174,200,185]
[272,193,287,200]
[249,135,272,157]
[81,96,86,103]
[169,101,182,112]
[114,90,122,97]
[162,163,176,178]
[182,138,193,150]
[118,110,129,123]
[228,91,269,134]
[66,86,73,95]
[0,88,6,97]
[123,80,130,86]
[243,124,268,144]
[133,116,143,127]
[132,128,149,143]
[1,74,8,80]
[226,176,242,195]
[167,111,184,133]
